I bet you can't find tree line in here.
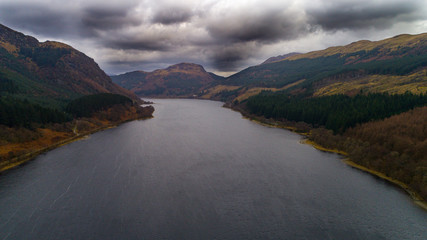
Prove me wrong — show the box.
[66,93,133,117]
[244,92,427,200]
[246,92,427,133]
[0,78,18,93]
[0,93,134,128]
[20,47,71,67]
[0,97,70,128]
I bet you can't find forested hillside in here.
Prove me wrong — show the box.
[0,24,154,171]
[0,97,70,128]
[227,33,427,204]
[246,92,427,133]
[66,93,132,118]
[225,33,427,89]
[238,91,427,201]
[0,92,154,171]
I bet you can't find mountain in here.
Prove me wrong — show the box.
[218,33,427,101]
[113,33,426,102]
[0,24,154,171]
[111,63,225,97]
[0,24,140,106]
[287,34,427,61]
[261,52,301,65]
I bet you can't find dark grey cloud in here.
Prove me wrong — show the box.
[0,2,142,39]
[105,37,172,51]
[81,7,142,36]
[203,7,309,71]
[152,7,193,25]
[0,0,426,74]
[307,1,424,31]
[211,44,256,72]
[206,10,307,43]
[105,59,152,74]
[0,4,74,37]
[105,56,211,75]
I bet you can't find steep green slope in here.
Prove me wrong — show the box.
[223,33,427,97]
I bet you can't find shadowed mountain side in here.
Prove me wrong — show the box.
[0,24,141,106]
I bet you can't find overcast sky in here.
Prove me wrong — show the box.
[1,0,427,76]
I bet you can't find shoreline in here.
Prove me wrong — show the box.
[0,115,153,174]
[228,104,427,211]
[302,139,427,211]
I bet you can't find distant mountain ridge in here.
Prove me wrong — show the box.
[111,63,225,97]
[261,52,301,65]
[0,24,140,106]
[287,33,427,62]
[113,33,426,101]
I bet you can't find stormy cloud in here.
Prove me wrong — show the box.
[206,9,308,43]
[152,7,193,25]
[0,0,426,75]
[307,0,424,31]
[211,44,257,71]
[0,3,76,38]
[105,37,173,51]
[81,7,142,36]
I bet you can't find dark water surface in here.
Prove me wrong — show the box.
[0,99,426,239]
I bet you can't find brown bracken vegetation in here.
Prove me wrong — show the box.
[309,106,427,200]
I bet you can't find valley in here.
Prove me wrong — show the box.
[1,23,426,211]
[1,0,426,238]
[112,32,427,205]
